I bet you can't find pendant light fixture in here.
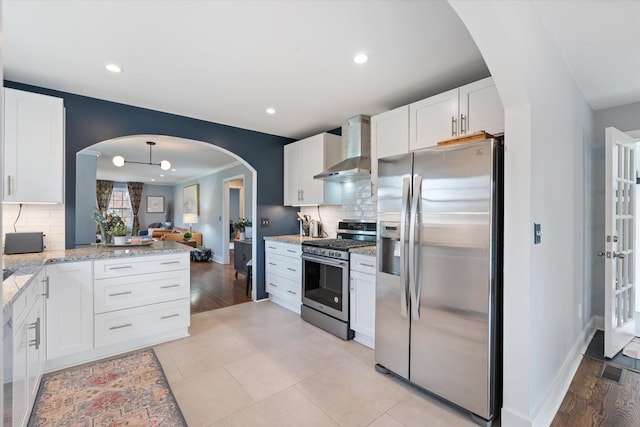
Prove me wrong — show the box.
[113,141,171,170]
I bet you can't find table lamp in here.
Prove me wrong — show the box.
[183,213,198,233]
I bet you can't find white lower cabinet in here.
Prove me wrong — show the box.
[45,261,94,360]
[350,253,377,349]
[265,241,302,313]
[12,269,45,427]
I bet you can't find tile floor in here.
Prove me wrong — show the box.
[154,301,483,427]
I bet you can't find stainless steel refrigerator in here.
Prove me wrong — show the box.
[375,138,502,425]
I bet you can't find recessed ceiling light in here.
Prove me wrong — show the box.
[151,178,156,182]
[105,64,123,73]
[266,107,276,115]
[160,174,165,177]
[353,53,368,64]
[171,168,176,172]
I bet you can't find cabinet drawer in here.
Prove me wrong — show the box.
[264,241,301,257]
[265,272,301,303]
[94,299,189,348]
[95,270,189,314]
[12,273,43,327]
[94,253,189,279]
[350,254,377,275]
[266,252,301,282]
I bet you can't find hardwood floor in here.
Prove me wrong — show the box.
[552,356,640,426]
[189,250,251,314]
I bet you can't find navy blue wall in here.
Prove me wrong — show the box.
[5,81,300,300]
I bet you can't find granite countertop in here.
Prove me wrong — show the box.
[350,246,377,256]
[263,235,324,244]
[3,241,192,314]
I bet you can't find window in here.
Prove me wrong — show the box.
[108,184,133,228]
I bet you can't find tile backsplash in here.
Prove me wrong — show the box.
[300,179,375,237]
[2,204,66,253]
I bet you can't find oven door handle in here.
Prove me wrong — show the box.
[301,253,349,268]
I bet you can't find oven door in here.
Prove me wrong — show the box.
[301,253,349,321]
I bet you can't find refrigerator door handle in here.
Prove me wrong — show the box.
[399,176,410,318]
[409,175,422,320]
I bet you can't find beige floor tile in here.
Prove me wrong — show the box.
[234,320,315,352]
[225,351,301,401]
[386,393,477,427]
[368,414,406,427]
[296,358,410,427]
[170,367,255,426]
[212,386,339,427]
[167,331,256,378]
[154,347,183,382]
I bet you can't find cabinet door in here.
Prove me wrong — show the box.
[26,299,43,405]
[12,319,28,427]
[45,262,94,360]
[349,270,376,348]
[4,88,64,203]
[283,141,302,206]
[371,106,409,199]
[410,88,459,151]
[459,77,504,136]
[300,134,326,205]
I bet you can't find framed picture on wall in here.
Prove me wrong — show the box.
[183,184,200,215]
[146,195,165,213]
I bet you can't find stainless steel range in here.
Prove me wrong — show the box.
[301,220,376,340]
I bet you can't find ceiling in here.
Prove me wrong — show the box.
[4,1,640,184]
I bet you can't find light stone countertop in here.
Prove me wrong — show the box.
[350,245,377,256]
[263,235,325,244]
[3,241,193,315]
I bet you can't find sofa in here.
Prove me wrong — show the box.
[159,227,203,247]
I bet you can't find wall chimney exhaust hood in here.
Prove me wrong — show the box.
[314,115,371,182]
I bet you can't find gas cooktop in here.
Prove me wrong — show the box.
[302,239,375,251]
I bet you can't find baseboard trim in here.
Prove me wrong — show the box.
[212,254,225,264]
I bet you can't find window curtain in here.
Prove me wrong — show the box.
[127,182,144,235]
[96,180,114,213]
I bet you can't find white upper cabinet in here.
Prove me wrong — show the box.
[284,132,341,206]
[3,88,65,203]
[370,105,409,199]
[410,77,503,151]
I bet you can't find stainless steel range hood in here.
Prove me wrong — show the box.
[314,115,371,182]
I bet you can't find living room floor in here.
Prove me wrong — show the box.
[189,254,251,314]
[154,301,479,426]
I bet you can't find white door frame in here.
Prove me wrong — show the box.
[222,175,245,264]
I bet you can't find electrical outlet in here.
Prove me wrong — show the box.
[534,223,541,244]
[261,217,270,227]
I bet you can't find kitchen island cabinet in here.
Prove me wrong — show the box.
[264,238,303,314]
[3,88,64,203]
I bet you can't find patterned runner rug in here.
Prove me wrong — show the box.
[28,348,186,426]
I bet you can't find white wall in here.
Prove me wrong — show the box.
[75,153,97,245]
[173,163,252,262]
[450,1,593,426]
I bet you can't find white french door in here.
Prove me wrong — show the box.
[604,127,637,358]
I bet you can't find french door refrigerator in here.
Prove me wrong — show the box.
[375,138,502,425]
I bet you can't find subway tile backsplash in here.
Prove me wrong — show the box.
[2,204,66,252]
[300,179,375,238]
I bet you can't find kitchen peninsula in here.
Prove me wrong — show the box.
[3,241,192,427]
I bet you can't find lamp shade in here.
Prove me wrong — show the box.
[183,213,198,224]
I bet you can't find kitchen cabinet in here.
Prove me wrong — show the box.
[370,105,409,199]
[12,269,45,427]
[265,240,302,314]
[233,239,252,277]
[349,253,376,349]
[409,77,503,151]
[93,253,190,349]
[3,87,64,203]
[284,132,342,206]
[45,262,93,360]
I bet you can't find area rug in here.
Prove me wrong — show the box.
[584,330,640,374]
[623,337,640,360]
[28,349,186,426]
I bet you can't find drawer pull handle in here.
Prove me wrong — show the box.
[161,313,180,320]
[109,323,132,330]
[109,291,132,297]
[286,267,296,272]
[109,265,132,270]
[161,261,181,265]
[286,249,296,253]
[269,262,277,266]
[268,246,276,250]
[269,282,277,287]
[161,284,180,289]
[287,290,296,295]
[360,263,375,268]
